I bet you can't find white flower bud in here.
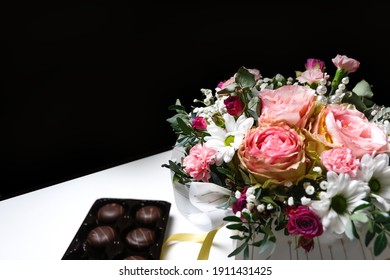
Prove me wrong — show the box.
[247,202,254,211]
[301,196,311,205]
[266,204,274,210]
[246,194,256,204]
[305,185,315,195]
[320,181,328,190]
[287,196,294,206]
[257,204,265,213]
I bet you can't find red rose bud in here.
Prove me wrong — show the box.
[298,236,314,253]
[191,116,207,130]
[224,96,243,116]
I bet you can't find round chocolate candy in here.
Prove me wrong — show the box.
[124,255,146,260]
[135,205,162,226]
[97,203,125,224]
[86,226,116,248]
[125,227,156,249]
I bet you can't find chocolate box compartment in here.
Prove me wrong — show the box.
[62,198,171,260]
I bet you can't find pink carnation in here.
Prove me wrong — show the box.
[296,69,325,85]
[321,147,360,177]
[183,144,217,182]
[332,54,360,73]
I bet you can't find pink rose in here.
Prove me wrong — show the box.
[238,124,307,184]
[305,58,325,70]
[332,54,360,73]
[321,147,360,177]
[296,69,325,85]
[259,85,316,129]
[224,96,243,116]
[191,116,207,131]
[287,206,323,239]
[183,144,217,182]
[324,104,389,158]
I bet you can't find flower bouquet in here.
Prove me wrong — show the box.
[162,54,390,259]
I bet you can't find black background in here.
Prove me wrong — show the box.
[1,1,390,200]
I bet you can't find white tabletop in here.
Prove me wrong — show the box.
[1,150,389,261]
[0,150,233,260]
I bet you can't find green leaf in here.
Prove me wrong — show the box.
[350,212,369,223]
[365,229,376,246]
[374,232,387,256]
[235,67,255,88]
[177,117,193,135]
[341,91,368,113]
[226,223,247,231]
[243,245,250,260]
[223,216,243,222]
[230,235,246,240]
[227,239,248,257]
[242,212,252,222]
[352,79,374,98]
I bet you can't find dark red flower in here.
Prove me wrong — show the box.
[224,96,243,116]
[286,206,323,239]
[232,187,247,214]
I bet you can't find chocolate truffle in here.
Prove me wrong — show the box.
[97,203,125,224]
[135,205,162,226]
[125,227,156,249]
[86,226,116,248]
[124,255,146,260]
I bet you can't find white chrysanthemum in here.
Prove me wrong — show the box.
[204,114,254,165]
[357,153,390,211]
[310,171,369,235]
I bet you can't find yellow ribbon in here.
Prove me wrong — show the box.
[160,225,222,260]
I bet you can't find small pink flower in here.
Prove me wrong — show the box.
[286,206,323,239]
[259,85,316,129]
[321,147,360,177]
[191,116,207,131]
[305,58,325,70]
[183,144,217,182]
[296,69,325,85]
[224,96,243,116]
[332,54,360,73]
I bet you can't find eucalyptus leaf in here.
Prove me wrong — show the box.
[236,67,256,88]
[352,79,374,98]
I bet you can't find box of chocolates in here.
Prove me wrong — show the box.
[62,198,171,260]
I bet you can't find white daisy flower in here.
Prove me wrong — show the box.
[310,171,369,235]
[204,113,254,165]
[357,153,390,211]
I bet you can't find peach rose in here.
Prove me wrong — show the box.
[259,85,316,129]
[310,104,389,158]
[238,124,307,184]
